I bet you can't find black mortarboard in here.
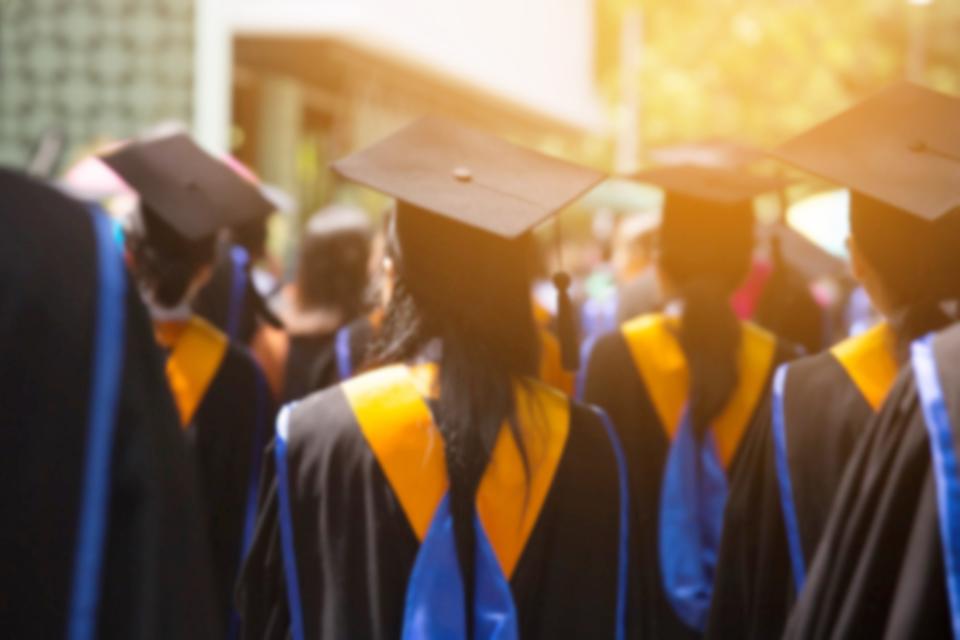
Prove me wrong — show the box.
[332,116,607,369]
[773,82,960,221]
[102,133,274,241]
[631,164,789,204]
[332,116,605,238]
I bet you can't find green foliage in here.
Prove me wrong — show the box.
[598,0,960,152]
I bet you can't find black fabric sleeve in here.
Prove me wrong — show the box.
[237,441,290,640]
[511,402,622,639]
[98,288,221,639]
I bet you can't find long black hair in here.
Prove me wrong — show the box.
[129,205,217,309]
[850,192,959,362]
[658,194,754,439]
[368,203,540,634]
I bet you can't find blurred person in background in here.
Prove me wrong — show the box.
[581,164,799,639]
[0,169,219,639]
[279,204,373,402]
[613,212,662,324]
[751,231,826,354]
[103,134,277,638]
[239,118,628,639]
[712,82,960,640]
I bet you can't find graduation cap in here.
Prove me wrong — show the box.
[332,116,607,368]
[773,82,960,222]
[628,164,790,284]
[102,133,275,241]
[631,164,789,204]
[332,116,605,239]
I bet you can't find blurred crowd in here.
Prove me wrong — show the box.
[3,81,960,640]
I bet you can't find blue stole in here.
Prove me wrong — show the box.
[334,323,353,381]
[67,209,127,640]
[912,334,960,639]
[226,245,249,340]
[771,364,807,591]
[658,412,728,631]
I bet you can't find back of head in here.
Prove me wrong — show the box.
[373,202,540,368]
[231,217,269,260]
[850,192,960,359]
[129,205,217,309]
[658,194,755,437]
[296,205,372,320]
[752,234,825,354]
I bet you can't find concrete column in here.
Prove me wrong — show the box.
[255,74,304,196]
[193,0,232,152]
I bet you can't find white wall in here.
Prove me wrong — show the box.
[223,0,601,131]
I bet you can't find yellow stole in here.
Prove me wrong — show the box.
[829,321,898,412]
[154,316,229,428]
[342,364,569,579]
[620,313,777,468]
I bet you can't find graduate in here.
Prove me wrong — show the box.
[281,205,373,402]
[0,170,219,638]
[581,164,799,638]
[102,134,277,636]
[238,117,630,639]
[784,323,960,639]
[707,82,960,640]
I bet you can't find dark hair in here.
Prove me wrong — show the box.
[296,207,372,319]
[850,193,959,361]
[658,194,754,439]
[230,217,268,261]
[753,234,824,354]
[368,204,540,634]
[130,205,216,308]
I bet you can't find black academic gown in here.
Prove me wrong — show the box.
[282,332,336,403]
[295,313,376,395]
[158,317,276,635]
[707,322,898,639]
[239,364,627,639]
[783,324,960,639]
[582,312,796,639]
[0,170,219,639]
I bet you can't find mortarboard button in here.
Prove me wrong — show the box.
[331,116,605,239]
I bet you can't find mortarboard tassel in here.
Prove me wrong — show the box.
[553,271,580,370]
